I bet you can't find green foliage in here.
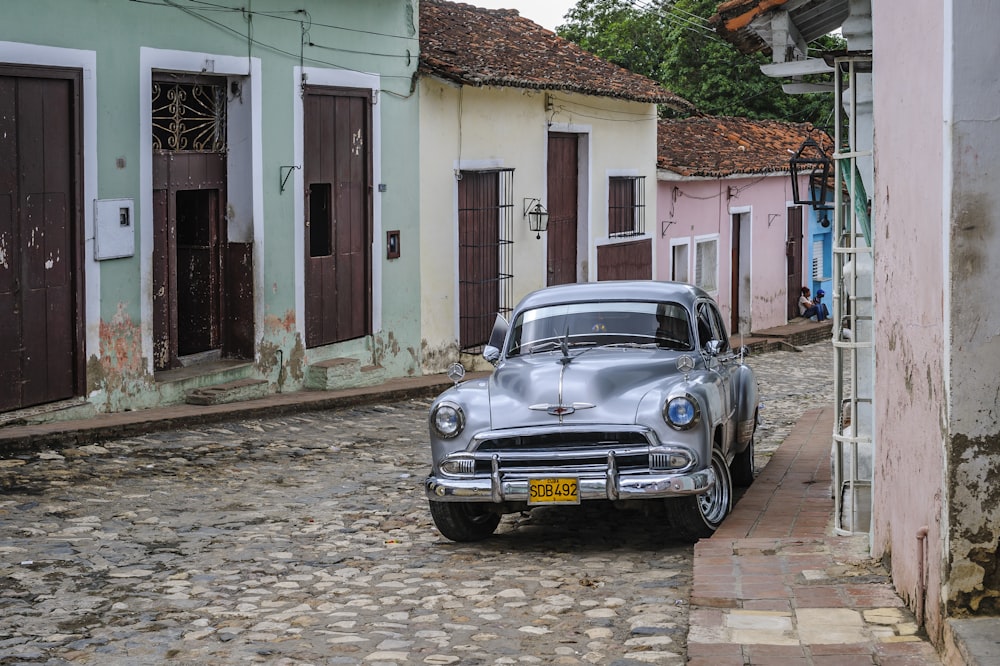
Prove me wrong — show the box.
[558,0,845,126]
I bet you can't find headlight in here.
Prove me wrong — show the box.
[664,395,700,431]
[431,402,464,439]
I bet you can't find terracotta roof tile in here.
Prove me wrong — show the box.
[657,116,832,177]
[419,0,694,112]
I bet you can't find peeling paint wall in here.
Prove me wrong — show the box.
[90,303,153,411]
[950,435,1000,614]
[871,0,948,643]
[1,0,421,419]
[872,0,1000,645]
[946,0,1000,624]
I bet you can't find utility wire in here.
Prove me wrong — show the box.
[129,0,417,42]
[623,0,723,43]
[129,0,415,80]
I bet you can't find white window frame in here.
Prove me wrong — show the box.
[694,233,720,295]
[812,238,825,280]
[670,237,691,283]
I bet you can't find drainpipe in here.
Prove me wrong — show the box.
[916,525,929,628]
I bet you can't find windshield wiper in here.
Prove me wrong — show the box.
[527,339,595,354]
[602,341,658,349]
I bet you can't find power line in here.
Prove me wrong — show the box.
[128,0,415,81]
[622,0,724,43]
[129,0,418,42]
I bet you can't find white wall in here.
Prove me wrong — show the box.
[418,80,659,373]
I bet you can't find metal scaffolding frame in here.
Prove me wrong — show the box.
[831,52,874,535]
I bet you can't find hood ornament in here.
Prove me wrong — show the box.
[529,401,596,422]
[528,328,596,422]
[447,363,466,385]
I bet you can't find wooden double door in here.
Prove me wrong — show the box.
[0,66,85,411]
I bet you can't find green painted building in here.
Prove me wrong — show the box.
[0,0,421,419]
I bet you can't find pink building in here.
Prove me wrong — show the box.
[657,117,833,335]
[712,0,1000,655]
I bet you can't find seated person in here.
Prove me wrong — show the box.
[799,287,829,321]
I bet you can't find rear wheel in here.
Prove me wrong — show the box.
[429,501,501,542]
[668,448,733,541]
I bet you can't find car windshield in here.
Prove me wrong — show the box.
[506,300,693,356]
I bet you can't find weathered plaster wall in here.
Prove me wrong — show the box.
[418,81,659,374]
[945,0,1000,619]
[1,0,421,414]
[655,174,804,331]
[871,0,948,641]
[417,80,549,374]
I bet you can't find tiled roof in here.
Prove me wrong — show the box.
[419,0,694,112]
[657,116,833,177]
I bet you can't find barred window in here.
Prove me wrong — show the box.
[609,176,646,237]
[458,169,514,353]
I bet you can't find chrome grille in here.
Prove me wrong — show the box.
[470,430,653,476]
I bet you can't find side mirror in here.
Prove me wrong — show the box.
[483,345,500,365]
[483,314,509,366]
[705,339,723,356]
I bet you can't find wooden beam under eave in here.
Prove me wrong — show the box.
[722,0,791,31]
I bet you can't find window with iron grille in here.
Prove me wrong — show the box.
[609,175,646,237]
[152,78,227,152]
[458,168,514,353]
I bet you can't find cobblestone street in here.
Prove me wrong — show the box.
[1,342,834,665]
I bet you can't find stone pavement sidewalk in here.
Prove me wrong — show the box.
[687,407,943,665]
[0,337,968,664]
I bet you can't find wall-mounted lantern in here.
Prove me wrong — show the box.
[523,198,549,239]
[789,138,832,207]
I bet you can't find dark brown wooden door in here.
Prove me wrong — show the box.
[457,171,500,350]
[303,87,372,347]
[786,206,804,320]
[152,153,227,369]
[731,213,742,334]
[0,68,84,411]
[547,133,578,286]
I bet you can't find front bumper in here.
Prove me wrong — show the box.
[425,466,715,503]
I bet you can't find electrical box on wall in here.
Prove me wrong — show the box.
[94,198,135,260]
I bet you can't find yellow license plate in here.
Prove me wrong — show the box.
[528,478,580,505]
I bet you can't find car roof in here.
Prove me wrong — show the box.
[513,280,709,314]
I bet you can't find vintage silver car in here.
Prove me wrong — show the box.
[425,280,759,542]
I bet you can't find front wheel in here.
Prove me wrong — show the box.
[730,435,756,487]
[429,501,501,542]
[667,448,733,542]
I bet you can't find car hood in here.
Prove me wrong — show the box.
[488,349,684,429]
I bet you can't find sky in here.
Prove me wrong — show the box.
[470,0,578,32]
